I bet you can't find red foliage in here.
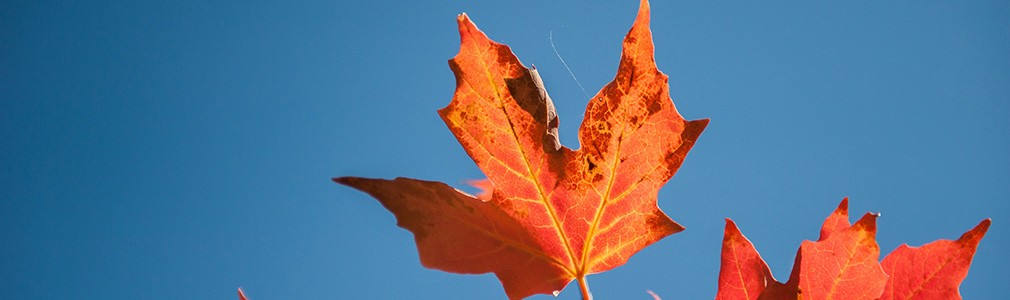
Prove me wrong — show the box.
[717,199,989,300]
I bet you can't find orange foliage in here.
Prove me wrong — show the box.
[336,0,707,298]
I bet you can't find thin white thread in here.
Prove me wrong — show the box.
[549,29,591,100]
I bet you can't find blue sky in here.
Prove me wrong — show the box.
[3,1,1007,299]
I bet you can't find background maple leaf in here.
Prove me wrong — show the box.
[2,1,1007,299]
[717,199,990,300]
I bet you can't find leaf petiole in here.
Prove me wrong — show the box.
[577,276,592,300]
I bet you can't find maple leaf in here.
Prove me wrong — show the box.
[715,219,775,300]
[792,212,887,300]
[335,0,708,299]
[238,288,248,300]
[718,199,886,300]
[716,199,990,300]
[879,219,990,300]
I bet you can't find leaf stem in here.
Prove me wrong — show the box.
[577,276,593,300]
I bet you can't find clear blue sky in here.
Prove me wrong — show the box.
[3,1,1007,299]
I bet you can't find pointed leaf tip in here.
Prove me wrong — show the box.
[454,11,492,45]
[854,212,880,232]
[333,176,366,187]
[717,217,775,300]
[455,12,485,43]
[636,0,651,24]
[819,197,853,241]
[724,218,740,235]
[956,218,991,248]
[970,218,992,236]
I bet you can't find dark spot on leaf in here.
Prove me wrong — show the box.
[647,99,662,116]
[496,46,515,66]
[505,67,556,126]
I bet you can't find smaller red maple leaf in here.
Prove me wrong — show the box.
[716,198,990,300]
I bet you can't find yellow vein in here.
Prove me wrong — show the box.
[579,122,625,275]
[478,51,578,275]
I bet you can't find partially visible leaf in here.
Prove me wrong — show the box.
[333,177,569,299]
[715,199,988,300]
[238,288,247,300]
[721,199,887,300]
[879,219,991,300]
[794,213,887,300]
[716,219,775,300]
[467,179,494,201]
[716,198,888,300]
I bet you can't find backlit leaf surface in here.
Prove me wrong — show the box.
[336,1,707,298]
[879,219,991,300]
[716,219,775,300]
[716,199,989,300]
[794,213,886,300]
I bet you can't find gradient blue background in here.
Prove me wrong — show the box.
[3,1,1007,299]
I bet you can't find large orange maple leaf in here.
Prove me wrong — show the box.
[335,0,707,299]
